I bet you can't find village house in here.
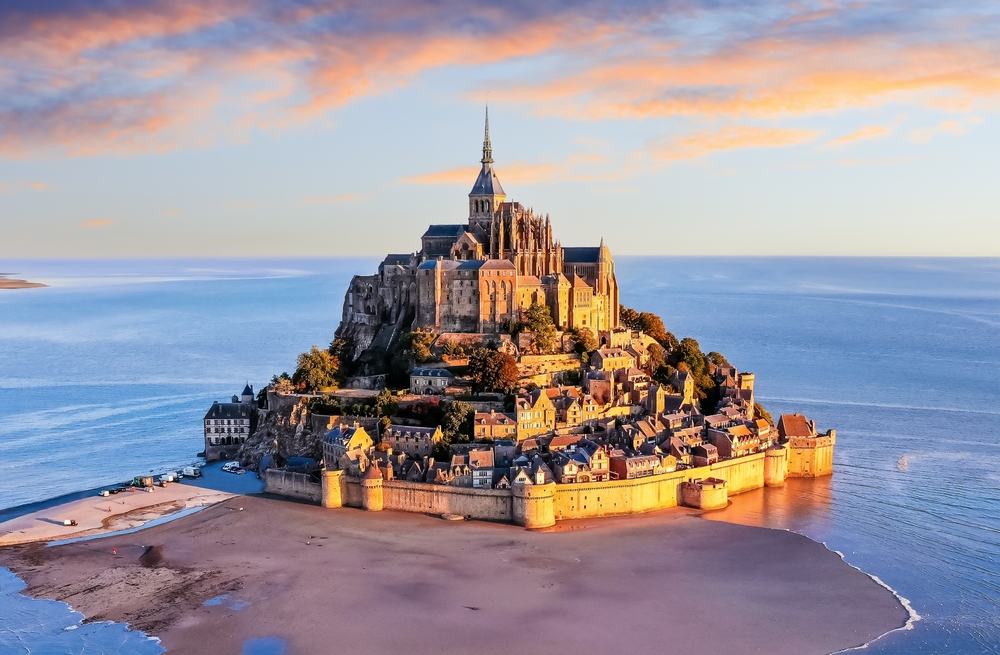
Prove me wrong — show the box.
[410,367,453,395]
[609,453,662,480]
[469,449,495,489]
[202,384,256,462]
[515,388,556,440]
[323,423,374,467]
[590,348,636,373]
[691,443,719,467]
[473,410,517,439]
[382,424,442,458]
[493,439,516,467]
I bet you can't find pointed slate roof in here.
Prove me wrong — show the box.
[470,107,505,196]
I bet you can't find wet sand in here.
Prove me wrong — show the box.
[0,494,909,655]
[0,484,231,546]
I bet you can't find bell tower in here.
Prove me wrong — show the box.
[468,107,506,237]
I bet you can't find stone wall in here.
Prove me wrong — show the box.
[551,452,766,520]
[265,469,322,504]
[319,448,823,528]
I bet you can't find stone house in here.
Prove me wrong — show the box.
[609,453,662,480]
[515,388,556,440]
[382,424,442,458]
[691,443,719,467]
[202,385,256,462]
[468,449,495,489]
[324,424,374,468]
[473,410,517,440]
[590,348,636,373]
[410,367,453,395]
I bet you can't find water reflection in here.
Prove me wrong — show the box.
[704,477,834,537]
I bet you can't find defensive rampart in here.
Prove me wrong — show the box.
[307,444,832,528]
[551,452,764,520]
[264,469,322,503]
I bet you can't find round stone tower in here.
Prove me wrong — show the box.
[360,465,384,512]
[764,444,788,487]
[321,469,346,508]
[512,481,556,529]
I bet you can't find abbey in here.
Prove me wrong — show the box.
[340,111,620,340]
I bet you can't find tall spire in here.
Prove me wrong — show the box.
[481,105,493,164]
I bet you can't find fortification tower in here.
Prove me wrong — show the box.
[512,480,556,529]
[468,107,506,235]
[360,465,384,511]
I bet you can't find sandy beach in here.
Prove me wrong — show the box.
[0,484,231,547]
[0,493,909,655]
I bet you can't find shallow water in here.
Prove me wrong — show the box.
[0,567,164,654]
[1,256,998,653]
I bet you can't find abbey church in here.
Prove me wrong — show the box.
[339,111,620,345]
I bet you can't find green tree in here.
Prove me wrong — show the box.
[647,342,667,371]
[372,388,398,417]
[408,331,437,363]
[292,346,341,393]
[568,326,598,357]
[524,302,558,354]
[442,401,474,444]
[635,312,668,344]
[270,372,294,394]
[442,340,466,357]
[468,347,519,394]
[707,351,728,366]
[620,305,640,329]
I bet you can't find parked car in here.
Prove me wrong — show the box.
[222,461,241,474]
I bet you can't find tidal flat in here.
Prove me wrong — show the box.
[0,495,909,654]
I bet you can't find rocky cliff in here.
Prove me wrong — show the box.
[236,390,381,471]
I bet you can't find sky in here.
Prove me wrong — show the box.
[1,0,999,258]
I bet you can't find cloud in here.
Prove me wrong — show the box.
[908,118,976,143]
[0,180,51,193]
[401,152,611,186]
[80,219,113,228]
[826,125,891,147]
[0,2,998,157]
[162,209,181,215]
[650,126,820,161]
[227,200,259,209]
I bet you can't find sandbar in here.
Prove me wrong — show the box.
[0,274,46,289]
[0,494,909,655]
[0,484,231,546]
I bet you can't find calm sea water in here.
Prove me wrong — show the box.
[1,256,998,653]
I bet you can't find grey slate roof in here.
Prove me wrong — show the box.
[470,163,505,196]
[563,247,600,263]
[411,368,453,378]
[204,402,252,421]
[423,224,467,238]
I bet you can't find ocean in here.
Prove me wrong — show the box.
[1,257,998,653]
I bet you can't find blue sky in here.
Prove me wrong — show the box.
[1,1,998,257]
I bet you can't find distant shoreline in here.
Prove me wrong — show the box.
[0,274,47,289]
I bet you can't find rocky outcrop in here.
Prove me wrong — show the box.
[236,391,329,471]
[236,390,384,471]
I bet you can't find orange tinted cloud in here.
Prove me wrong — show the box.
[826,125,892,147]
[80,219,113,228]
[1,2,998,157]
[909,119,975,143]
[401,153,610,186]
[651,126,820,161]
